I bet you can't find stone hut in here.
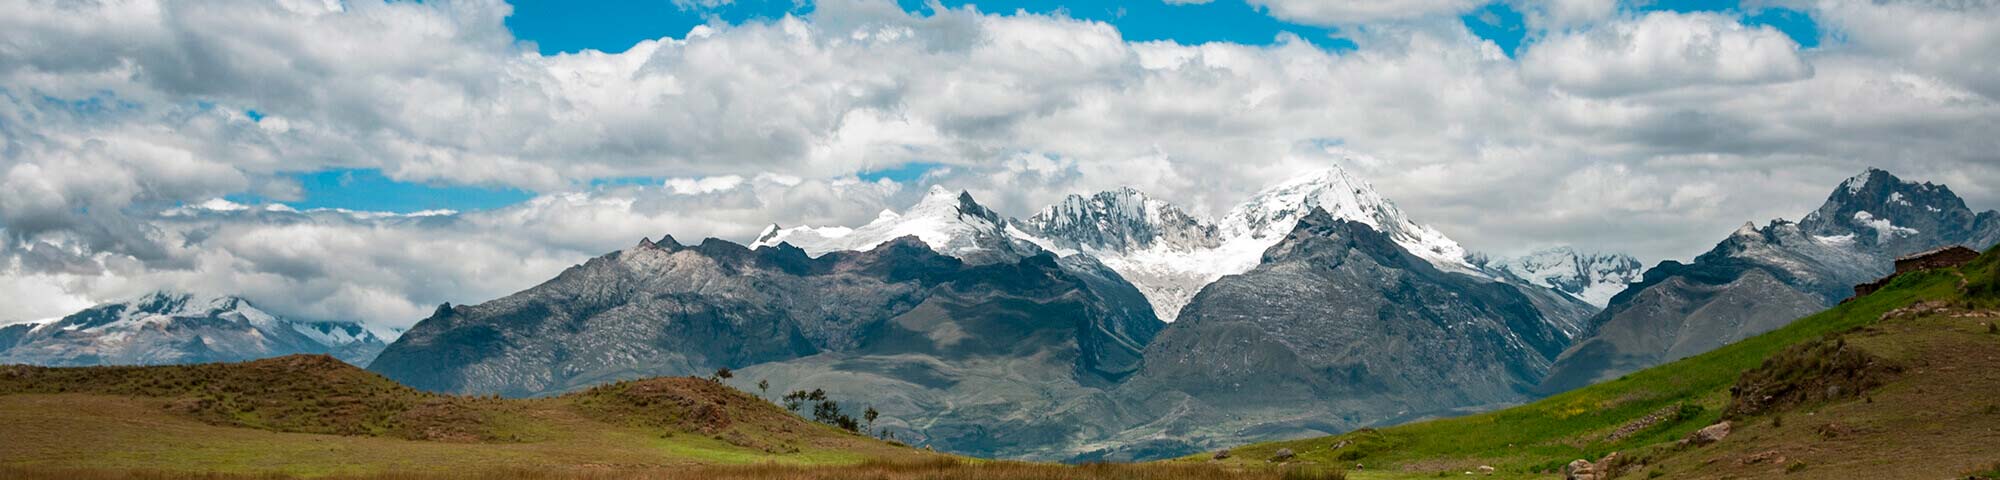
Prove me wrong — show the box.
[1893,246,1980,274]
[1851,245,1982,300]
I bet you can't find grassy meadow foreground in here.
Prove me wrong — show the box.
[1192,247,2000,479]
[0,354,939,476]
[0,354,1342,479]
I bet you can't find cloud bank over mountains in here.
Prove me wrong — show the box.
[0,0,1995,330]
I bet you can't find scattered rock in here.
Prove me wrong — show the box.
[1596,452,1623,478]
[1605,404,1679,441]
[1814,422,1856,439]
[1565,459,1598,480]
[1331,439,1351,450]
[1270,448,1295,462]
[1740,450,1783,465]
[1212,449,1231,460]
[1477,465,1496,475]
[1683,421,1732,446]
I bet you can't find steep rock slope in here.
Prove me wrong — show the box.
[0,292,385,367]
[1541,168,2000,393]
[368,234,1162,397]
[1094,209,1581,460]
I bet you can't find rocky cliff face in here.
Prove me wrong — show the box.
[0,292,385,367]
[1541,169,2000,393]
[1088,209,1585,460]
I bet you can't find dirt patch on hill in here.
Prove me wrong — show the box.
[1724,335,1901,419]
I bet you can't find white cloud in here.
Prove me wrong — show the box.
[1239,0,1487,25]
[1,0,1998,329]
[665,175,747,195]
[1516,0,1620,29]
[1522,11,1813,96]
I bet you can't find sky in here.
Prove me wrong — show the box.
[1,0,1997,332]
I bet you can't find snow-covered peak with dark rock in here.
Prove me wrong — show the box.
[1016,187,1220,255]
[1220,167,1474,272]
[1472,247,1645,307]
[0,291,387,367]
[1800,168,1994,254]
[753,185,1038,264]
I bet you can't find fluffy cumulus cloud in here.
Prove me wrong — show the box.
[1522,11,1812,96]
[1,0,1998,330]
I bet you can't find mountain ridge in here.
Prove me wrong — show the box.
[0,291,385,367]
[1540,168,2000,393]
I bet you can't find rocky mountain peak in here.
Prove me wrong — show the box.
[751,186,1034,264]
[1221,166,1473,272]
[1801,168,1985,252]
[1018,187,1220,254]
[1,290,386,366]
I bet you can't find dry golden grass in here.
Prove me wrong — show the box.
[0,458,1346,480]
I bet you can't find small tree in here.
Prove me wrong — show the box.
[757,379,769,395]
[782,390,810,412]
[863,406,880,433]
[710,367,733,382]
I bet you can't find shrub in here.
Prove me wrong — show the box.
[1786,461,1808,473]
[1279,465,1347,480]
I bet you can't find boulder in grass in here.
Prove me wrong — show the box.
[1270,448,1295,462]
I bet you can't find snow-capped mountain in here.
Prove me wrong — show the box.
[1015,166,1485,321]
[1542,168,2000,394]
[1219,168,1476,273]
[1471,247,1645,307]
[0,292,387,366]
[757,166,1503,322]
[753,185,1038,265]
[1016,187,1220,254]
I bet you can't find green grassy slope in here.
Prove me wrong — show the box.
[0,355,936,476]
[1188,247,2000,479]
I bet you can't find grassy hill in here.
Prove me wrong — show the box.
[0,354,940,476]
[1186,246,2000,479]
[0,354,1353,480]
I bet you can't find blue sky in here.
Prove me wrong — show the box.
[301,0,1822,214]
[504,0,1821,56]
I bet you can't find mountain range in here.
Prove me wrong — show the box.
[9,166,1995,463]
[366,166,1605,460]
[0,292,385,366]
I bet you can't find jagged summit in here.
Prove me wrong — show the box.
[752,186,1035,264]
[1221,166,1473,271]
[1801,168,1990,251]
[1017,186,1219,254]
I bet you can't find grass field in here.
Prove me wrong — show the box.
[1186,247,2000,479]
[0,356,931,476]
